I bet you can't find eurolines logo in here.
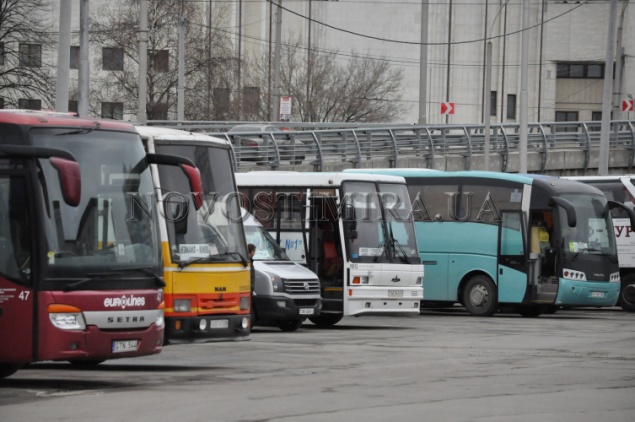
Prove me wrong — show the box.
[104,295,146,309]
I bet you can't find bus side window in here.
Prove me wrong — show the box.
[500,212,524,256]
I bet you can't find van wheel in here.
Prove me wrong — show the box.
[618,276,635,312]
[0,363,20,379]
[463,275,498,316]
[277,319,303,332]
[309,314,343,327]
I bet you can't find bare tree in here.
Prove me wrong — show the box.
[245,41,408,123]
[0,0,56,109]
[90,0,237,120]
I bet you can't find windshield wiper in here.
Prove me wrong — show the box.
[392,239,411,264]
[55,122,101,136]
[65,267,164,291]
[178,256,211,269]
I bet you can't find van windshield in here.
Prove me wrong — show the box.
[245,224,289,261]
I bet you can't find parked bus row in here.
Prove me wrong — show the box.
[3,111,631,380]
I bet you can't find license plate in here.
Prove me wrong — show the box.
[210,319,229,329]
[112,340,138,353]
[590,291,606,298]
[388,290,403,298]
[299,308,315,315]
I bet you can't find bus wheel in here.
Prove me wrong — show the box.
[515,305,548,318]
[618,277,635,312]
[463,276,498,316]
[277,319,303,332]
[309,314,343,327]
[0,364,20,379]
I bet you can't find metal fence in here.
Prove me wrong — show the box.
[149,120,635,173]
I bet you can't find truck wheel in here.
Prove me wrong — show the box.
[309,314,343,327]
[277,319,303,332]
[618,276,635,312]
[0,363,20,379]
[463,275,498,316]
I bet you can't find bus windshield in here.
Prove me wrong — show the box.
[155,143,247,264]
[32,128,161,279]
[341,181,419,264]
[558,193,617,256]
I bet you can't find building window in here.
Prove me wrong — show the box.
[243,87,260,115]
[19,43,42,67]
[70,46,80,69]
[101,102,124,120]
[18,99,41,110]
[213,88,230,119]
[592,111,602,121]
[490,91,497,116]
[149,50,169,73]
[557,62,604,79]
[148,102,168,120]
[102,47,124,71]
[0,43,4,66]
[506,94,517,119]
[68,100,78,114]
[555,111,579,132]
[0,98,4,109]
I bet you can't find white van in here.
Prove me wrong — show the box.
[243,210,322,331]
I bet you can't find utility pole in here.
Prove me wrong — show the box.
[55,0,71,113]
[78,0,90,118]
[599,0,619,176]
[519,0,529,173]
[271,0,282,122]
[445,0,453,125]
[138,0,148,124]
[418,0,429,125]
[613,0,628,121]
[177,4,185,122]
[484,41,492,171]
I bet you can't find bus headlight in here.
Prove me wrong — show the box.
[156,309,165,328]
[239,297,250,310]
[173,299,191,313]
[48,304,86,330]
[610,272,620,283]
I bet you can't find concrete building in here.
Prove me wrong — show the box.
[13,1,635,124]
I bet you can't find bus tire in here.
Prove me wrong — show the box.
[515,304,548,318]
[277,319,303,332]
[618,276,635,312]
[309,314,343,327]
[463,275,498,316]
[0,363,20,379]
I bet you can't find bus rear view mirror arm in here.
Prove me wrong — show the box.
[549,197,577,228]
[608,200,635,230]
[146,153,203,210]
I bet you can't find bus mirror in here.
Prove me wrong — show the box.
[50,157,81,207]
[146,153,204,210]
[549,197,577,227]
[608,200,635,229]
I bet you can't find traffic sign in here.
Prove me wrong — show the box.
[280,96,292,116]
[441,102,455,115]
[622,99,634,112]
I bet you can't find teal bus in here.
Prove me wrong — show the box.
[345,169,633,316]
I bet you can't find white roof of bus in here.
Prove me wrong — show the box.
[563,175,635,182]
[235,171,406,187]
[135,125,229,147]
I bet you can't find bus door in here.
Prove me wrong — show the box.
[497,211,528,304]
[307,190,343,310]
[0,171,34,363]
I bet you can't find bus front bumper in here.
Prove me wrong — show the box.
[555,279,620,307]
[165,314,251,344]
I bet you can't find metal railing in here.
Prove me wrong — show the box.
[149,120,635,173]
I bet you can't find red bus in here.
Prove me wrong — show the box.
[0,110,202,379]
